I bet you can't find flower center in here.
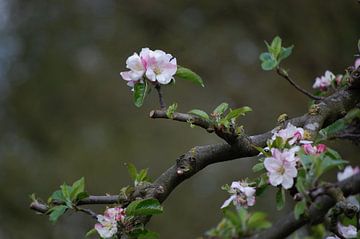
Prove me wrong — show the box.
[154,66,162,75]
[277,166,285,175]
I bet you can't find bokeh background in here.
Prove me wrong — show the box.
[0,0,359,238]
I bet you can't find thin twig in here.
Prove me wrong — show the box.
[155,84,166,109]
[276,67,323,100]
[75,206,98,219]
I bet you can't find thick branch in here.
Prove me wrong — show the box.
[149,110,213,131]
[30,87,360,232]
[248,173,360,239]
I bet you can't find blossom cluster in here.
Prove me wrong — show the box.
[313,70,336,91]
[95,207,125,238]
[221,181,256,209]
[264,123,307,189]
[120,48,177,88]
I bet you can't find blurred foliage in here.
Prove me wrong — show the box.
[0,0,359,238]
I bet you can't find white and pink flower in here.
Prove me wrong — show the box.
[303,143,327,155]
[337,223,358,238]
[120,48,177,88]
[355,58,360,69]
[313,70,335,91]
[271,123,304,145]
[337,166,360,181]
[221,181,256,209]
[94,207,125,238]
[264,148,299,189]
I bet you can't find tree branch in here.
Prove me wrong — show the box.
[30,87,360,234]
[276,67,323,100]
[248,173,360,239]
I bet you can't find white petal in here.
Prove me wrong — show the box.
[338,223,357,238]
[221,195,236,209]
[268,173,283,187]
[264,157,281,173]
[281,175,294,189]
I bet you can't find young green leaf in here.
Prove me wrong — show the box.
[213,102,229,116]
[278,46,294,63]
[294,200,306,220]
[85,228,97,237]
[126,198,163,216]
[133,81,148,107]
[49,190,66,203]
[138,230,159,239]
[276,187,285,210]
[259,52,273,62]
[48,205,68,223]
[127,163,138,181]
[70,177,85,201]
[166,103,178,118]
[175,66,204,87]
[224,106,252,121]
[248,212,272,230]
[188,109,210,120]
[269,36,282,58]
[261,58,278,71]
[252,163,265,173]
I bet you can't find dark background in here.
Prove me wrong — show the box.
[0,0,359,238]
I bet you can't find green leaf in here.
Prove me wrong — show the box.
[252,163,265,173]
[60,183,72,201]
[133,81,148,108]
[70,177,85,201]
[252,145,270,157]
[259,52,273,62]
[188,109,210,120]
[166,103,178,119]
[294,200,306,220]
[276,187,285,210]
[270,36,282,58]
[261,59,278,71]
[278,46,294,63]
[248,212,271,230]
[295,176,306,195]
[126,198,163,216]
[127,163,138,181]
[85,228,97,237]
[49,190,66,203]
[48,205,68,223]
[213,102,229,116]
[175,66,204,87]
[138,230,159,239]
[315,153,347,178]
[224,106,252,121]
[76,192,89,201]
[137,168,150,184]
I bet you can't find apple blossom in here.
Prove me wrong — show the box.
[221,181,256,209]
[337,166,360,181]
[337,223,358,238]
[355,58,360,69]
[94,207,125,238]
[303,143,327,155]
[313,70,335,91]
[145,49,177,84]
[264,148,299,189]
[120,48,177,88]
[271,123,304,145]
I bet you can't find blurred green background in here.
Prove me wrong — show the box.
[0,0,359,238]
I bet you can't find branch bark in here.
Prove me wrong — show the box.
[248,173,360,239]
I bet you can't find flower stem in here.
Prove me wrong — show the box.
[155,84,166,110]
